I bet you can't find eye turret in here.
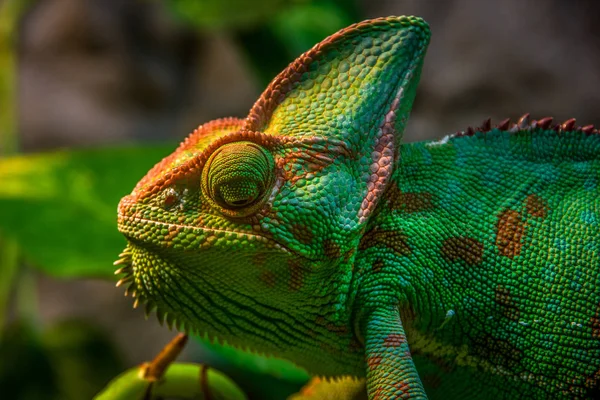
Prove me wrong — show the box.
[202,141,274,217]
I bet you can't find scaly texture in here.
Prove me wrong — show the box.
[116,16,600,399]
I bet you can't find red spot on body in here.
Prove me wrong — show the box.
[525,194,548,219]
[323,239,342,259]
[316,316,348,336]
[343,248,356,263]
[373,387,385,400]
[259,270,277,287]
[591,302,600,339]
[349,337,362,352]
[383,333,406,347]
[252,253,267,267]
[394,381,411,394]
[372,258,385,272]
[440,236,484,265]
[367,356,382,370]
[472,334,523,369]
[290,223,315,245]
[496,209,526,258]
[359,227,411,256]
[585,367,600,391]
[494,285,520,321]
[387,185,434,213]
[288,260,305,291]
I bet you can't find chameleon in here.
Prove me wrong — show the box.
[115,16,600,399]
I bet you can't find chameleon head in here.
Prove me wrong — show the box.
[116,16,430,376]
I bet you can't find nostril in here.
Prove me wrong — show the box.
[118,195,136,216]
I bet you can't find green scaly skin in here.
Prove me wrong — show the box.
[115,16,600,399]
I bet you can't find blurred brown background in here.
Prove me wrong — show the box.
[3,0,600,397]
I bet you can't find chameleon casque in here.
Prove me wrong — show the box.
[115,16,600,399]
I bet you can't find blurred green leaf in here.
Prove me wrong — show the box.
[94,362,248,400]
[167,0,287,30]
[0,145,173,279]
[269,2,353,57]
[234,1,353,86]
[43,319,125,400]
[0,321,59,400]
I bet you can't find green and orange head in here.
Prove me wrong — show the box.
[115,16,430,375]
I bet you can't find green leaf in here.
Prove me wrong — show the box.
[193,336,309,399]
[167,0,286,30]
[0,145,174,279]
[269,2,353,57]
[94,363,248,400]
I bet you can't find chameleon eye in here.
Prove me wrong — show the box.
[202,141,274,216]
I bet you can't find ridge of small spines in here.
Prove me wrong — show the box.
[313,374,364,384]
[454,113,598,137]
[114,254,300,362]
[178,117,244,151]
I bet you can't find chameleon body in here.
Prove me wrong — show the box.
[116,16,600,399]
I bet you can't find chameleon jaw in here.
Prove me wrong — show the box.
[114,243,188,331]
[113,244,309,366]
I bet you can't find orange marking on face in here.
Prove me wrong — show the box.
[280,149,336,185]
[496,209,526,258]
[165,225,182,244]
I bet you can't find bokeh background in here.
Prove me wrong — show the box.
[1,0,599,398]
